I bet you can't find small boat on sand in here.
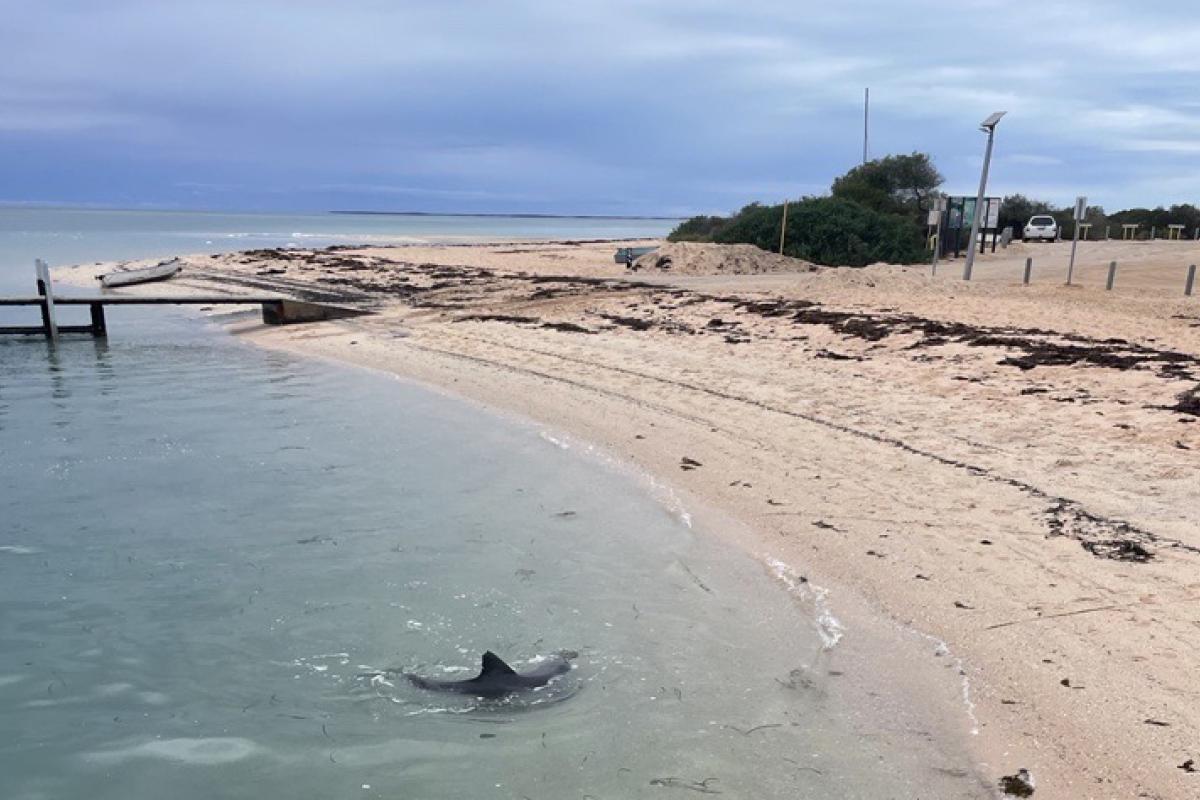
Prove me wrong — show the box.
[613,246,657,264]
[99,258,183,288]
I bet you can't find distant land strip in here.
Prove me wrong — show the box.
[328,210,682,220]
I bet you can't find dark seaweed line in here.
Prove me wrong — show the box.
[228,250,1200,380]
[227,250,1200,421]
[431,333,1197,563]
[711,295,1200,382]
[229,251,1199,415]
[187,268,378,305]
[244,253,1199,385]
[584,288,1200,415]
[434,274,1200,394]
[455,314,598,335]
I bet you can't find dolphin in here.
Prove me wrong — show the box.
[405,651,573,699]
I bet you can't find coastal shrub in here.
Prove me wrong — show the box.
[773,197,925,266]
[705,197,925,267]
[667,197,925,267]
[706,202,778,250]
[1107,204,1200,238]
[667,214,729,242]
[666,152,937,266]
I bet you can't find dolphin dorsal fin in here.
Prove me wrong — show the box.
[480,651,517,676]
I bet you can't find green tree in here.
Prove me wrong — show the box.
[1169,204,1200,232]
[830,153,944,219]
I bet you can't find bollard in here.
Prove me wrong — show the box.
[778,200,789,255]
[1187,264,1197,297]
[1106,260,1117,291]
[1023,257,1032,285]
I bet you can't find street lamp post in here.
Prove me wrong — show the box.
[962,112,1006,281]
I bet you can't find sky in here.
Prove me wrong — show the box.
[1,0,1198,216]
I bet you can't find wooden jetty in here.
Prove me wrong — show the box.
[1,260,370,340]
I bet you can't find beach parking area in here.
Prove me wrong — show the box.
[60,237,1200,797]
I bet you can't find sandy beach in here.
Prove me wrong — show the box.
[60,236,1200,797]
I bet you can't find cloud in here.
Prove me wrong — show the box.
[1,0,1199,212]
[1007,155,1066,167]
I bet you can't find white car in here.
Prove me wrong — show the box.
[1024,215,1058,242]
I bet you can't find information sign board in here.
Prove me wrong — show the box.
[985,198,1001,229]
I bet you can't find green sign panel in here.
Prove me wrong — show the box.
[944,196,1000,230]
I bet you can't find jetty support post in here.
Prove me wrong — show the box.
[35,259,58,341]
[1187,264,1196,297]
[89,302,107,337]
[1106,260,1117,291]
[1023,257,1032,285]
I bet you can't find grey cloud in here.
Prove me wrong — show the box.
[1,0,1198,212]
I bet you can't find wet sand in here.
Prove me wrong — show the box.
[60,237,1200,797]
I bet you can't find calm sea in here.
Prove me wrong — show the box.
[0,208,986,798]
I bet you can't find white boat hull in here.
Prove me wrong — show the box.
[100,259,183,288]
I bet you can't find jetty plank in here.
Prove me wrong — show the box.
[0,293,370,337]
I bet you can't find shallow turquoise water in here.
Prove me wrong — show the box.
[0,211,988,798]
